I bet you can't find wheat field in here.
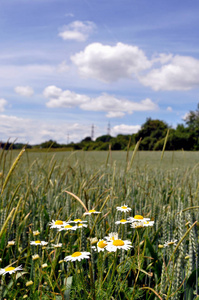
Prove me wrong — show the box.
[0,148,199,299]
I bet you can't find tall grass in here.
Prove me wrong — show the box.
[0,149,199,299]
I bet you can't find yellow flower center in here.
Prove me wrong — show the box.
[113,239,125,246]
[121,206,127,209]
[134,215,143,220]
[120,219,127,223]
[168,242,174,245]
[110,237,115,240]
[71,252,82,257]
[64,225,73,228]
[74,219,81,222]
[55,220,63,225]
[35,241,41,244]
[98,240,107,248]
[78,223,83,226]
[5,267,15,272]
[89,209,96,213]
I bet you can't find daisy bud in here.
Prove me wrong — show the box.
[32,254,40,261]
[26,280,33,287]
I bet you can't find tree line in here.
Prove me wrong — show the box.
[1,104,199,151]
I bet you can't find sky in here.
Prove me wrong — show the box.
[1,0,199,144]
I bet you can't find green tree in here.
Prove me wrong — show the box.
[184,103,199,149]
[134,118,169,150]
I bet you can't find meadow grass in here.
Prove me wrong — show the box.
[0,149,199,299]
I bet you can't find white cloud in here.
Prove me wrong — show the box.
[71,42,152,82]
[0,98,7,112]
[139,55,199,91]
[80,94,158,114]
[14,86,34,97]
[152,53,173,64]
[44,86,158,116]
[43,85,62,98]
[111,124,141,135]
[44,86,89,108]
[65,13,74,17]
[0,114,93,144]
[0,114,142,144]
[167,106,173,112]
[57,61,69,73]
[182,112,190,121]
[59,21,95,42]
[106,111,125,118]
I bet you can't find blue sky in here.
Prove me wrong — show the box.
[0,0,199,144]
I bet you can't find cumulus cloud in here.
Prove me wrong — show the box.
[44,86,158,117]
[59,21,95,42]
[111,124,141,135]
[139,55,199,91]
[80,94,158,114]
[43,85,89,108]
[0,98,7,112]
[70,42,199,91]
[14,86,34,97]
[71,42,152,82]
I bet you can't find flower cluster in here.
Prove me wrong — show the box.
[0,200,154,291]
[116,205,154,229]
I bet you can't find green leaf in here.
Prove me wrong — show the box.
[64,276,73,300]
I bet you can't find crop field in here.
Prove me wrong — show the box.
[0,149,199,299]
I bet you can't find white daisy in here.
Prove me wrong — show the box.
[116,204,131,213]
[84,209,101,215]
[30,240,48,246]
[105,239,132,252]
[97,239,108,252]
[76,223,88,229]
[49,220,67,229]
[58,224,77,231]
[128,215,151,222]
[105,232,119,242]
[52,243,62,248]
[69,219,87,224]
[0,265,23,275]
[64,251,90,262]
[115,219,131,225]
[164,239,178,247]
[143,221,154,227]
[131,222,145,229]
[131,221,154,229]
